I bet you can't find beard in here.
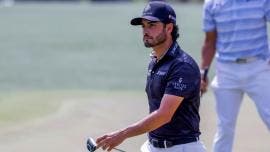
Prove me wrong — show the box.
[143,29,167,48]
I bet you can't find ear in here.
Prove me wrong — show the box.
[166,23,173,34]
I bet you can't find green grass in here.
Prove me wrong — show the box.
[0,90,143,127]
[0,2,204,91]
[0,91,60,126]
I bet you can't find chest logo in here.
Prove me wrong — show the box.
[156,71,166,76]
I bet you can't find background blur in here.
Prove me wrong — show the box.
[0,0,269,152]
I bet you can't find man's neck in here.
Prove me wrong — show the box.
[152,39,174,60]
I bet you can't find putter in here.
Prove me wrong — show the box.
[86,137,126,152]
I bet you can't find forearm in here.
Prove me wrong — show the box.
[201,44,215,69]
[201,31,217,69]
[120,110,170,139]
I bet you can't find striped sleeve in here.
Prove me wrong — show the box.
[265,0,270,21]
[203,0,216,32]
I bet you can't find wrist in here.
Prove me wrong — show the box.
[200,67,209,81]
[200,68,208,74]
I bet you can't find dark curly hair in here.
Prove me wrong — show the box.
[171,24,179,42]
[162,23,179,42]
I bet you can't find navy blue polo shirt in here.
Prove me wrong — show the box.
[146,42,201,141]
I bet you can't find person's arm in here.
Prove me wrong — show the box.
[200,31,217,95]
[264,0,270,21]
[96,94,183,151]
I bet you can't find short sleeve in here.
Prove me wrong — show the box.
[165,63,200,98]
[265,0,270,21]
[203,0,216,32]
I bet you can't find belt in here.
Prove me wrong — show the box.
[149,137,199,148]
[234,57,258,64]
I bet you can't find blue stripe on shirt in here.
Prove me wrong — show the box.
[217,36,268,53]
[216,19,265,33]
[217,44,270,62]
[218,28,267,44]
[215,7,263,21]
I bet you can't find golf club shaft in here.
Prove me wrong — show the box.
[113,148,126,152]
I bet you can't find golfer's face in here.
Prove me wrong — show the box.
[141,19,167,48]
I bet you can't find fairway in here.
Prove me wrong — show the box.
[0,2,204,91]
[0,2,269,152]
[0,91,269,152]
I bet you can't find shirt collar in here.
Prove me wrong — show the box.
[150,41,180,62]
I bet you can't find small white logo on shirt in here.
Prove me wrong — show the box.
[178,77,183,83]
[170,77,187,90]
[156,71,166,76]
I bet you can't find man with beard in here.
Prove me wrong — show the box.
[95,1,206,152]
